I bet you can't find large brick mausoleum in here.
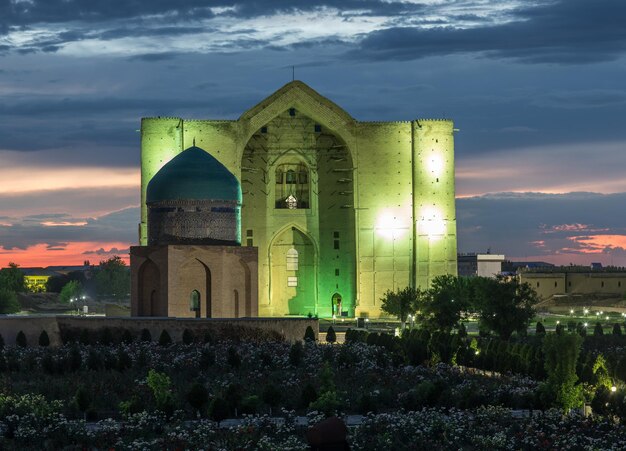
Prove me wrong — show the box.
[134,81,457,318]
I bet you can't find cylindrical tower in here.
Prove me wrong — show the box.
[412,119,457,288]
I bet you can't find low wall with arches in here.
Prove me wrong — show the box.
[0,316,318,346]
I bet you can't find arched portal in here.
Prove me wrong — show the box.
[332,293,343,317]
[241,106,357,318]
[180,259,211,318]
[270,227,316,316]
[190,290,201,318]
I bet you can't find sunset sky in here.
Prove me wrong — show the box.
[1,0,626,267]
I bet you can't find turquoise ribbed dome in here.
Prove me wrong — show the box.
[147,146,241,203]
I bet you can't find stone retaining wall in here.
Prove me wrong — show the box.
[0,316,318,346]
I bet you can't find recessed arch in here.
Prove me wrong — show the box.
[268,225,317,316]
[138,259,160,316]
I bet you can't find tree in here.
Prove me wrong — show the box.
[536,321,546,335]
[380,286,423,327]
[613,323,623,336]
[187,382,209,417]
[74,386,92,420]
[16,330,27,347]
[146,369,174,412]
[0,288,20,314]
[472,276,539,340]
[419,275,470,332]
[94,256,130,299]
[326,326,336,343]
[59,280,83,304]
[304,326,316,341]
[543,333,584,412]
[594,322,604,336]
[261,383,282,415]
[158,330,172,346]
[0,263,25,293]
[38,330,50,347]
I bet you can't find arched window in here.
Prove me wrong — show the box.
[287,247,299,271]
[275,162,310,209]
[190,290,200,311]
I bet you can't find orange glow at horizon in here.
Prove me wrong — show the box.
[0,242,131,268]
[0,166,138,195]
[566,234,626,253]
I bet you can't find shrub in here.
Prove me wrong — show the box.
[240,395,260,415]
[16,331,27,347]
[141,328,152,342]
[0,288,20,314]
[121,329,133,344]
[158,330,172,346]
[304,326,316,341]
[186,382,208,417]
[227,346,242,369]
[300,382,318,408]
[457,322,468,338]
[208,397,229,423]
[0,334,4,348]
[74,386,92,419]
[613,323,623,336]
[203,330,214,344]
[79,329,90,345]
[146,369,174,413]
[38,330,50,347]
[182,329,195,345]
[199,348,215,370]
[535,321,546,335]
[262,383,282,414]
[100,327,113,345]
[289,341,303,366]
[594,323,604,336]
[326,326,337,343]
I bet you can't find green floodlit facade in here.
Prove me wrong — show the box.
[139,81,457,318]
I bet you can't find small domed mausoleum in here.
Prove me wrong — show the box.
[146,146,242,246]
[130,146,258,318]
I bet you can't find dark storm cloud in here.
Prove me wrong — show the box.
[354,0,626,64]
[0,207,137,250]
[457,192,626,258]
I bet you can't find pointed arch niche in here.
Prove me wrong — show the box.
[269,226,317,316]
[180,259,212,318]
[240,93,357,317]
[138,259,160,316]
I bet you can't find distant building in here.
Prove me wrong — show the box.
[501,260,555,273]
[518,265,626,301]
[18,262,93,292]
[458,253,505,278]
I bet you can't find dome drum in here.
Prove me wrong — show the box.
[148,199,241,246]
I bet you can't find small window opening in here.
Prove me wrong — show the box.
[335,269,340,276]
[314,124,322,133]
[261,126,268,134]
[289,108,296,117]
[287,276,298,287]
[287,247,299,271]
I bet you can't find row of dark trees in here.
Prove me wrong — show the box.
[46,256,130,301]
[0,256,130,311]
[380,274,539,339]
